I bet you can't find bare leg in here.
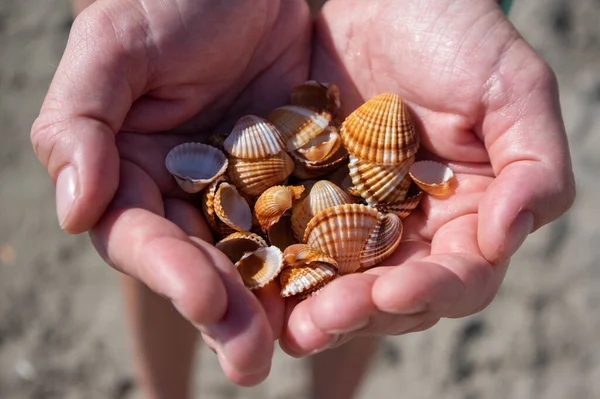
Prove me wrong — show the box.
[310,336,380,399]
[120,275,199,399]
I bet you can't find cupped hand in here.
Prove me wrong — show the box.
[31,0,311,385]
[279,0,575,355]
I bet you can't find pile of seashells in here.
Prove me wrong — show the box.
[165,81,455,299]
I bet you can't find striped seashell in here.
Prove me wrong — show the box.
[282,244,338,268]
[348,153,414,206]
[340,93,419,165]
[304,203,381,274]
[227,151,295,197]
[267,105,331,151]
[290,80,341,117]
[409,160,456,197]
[291,180,355,242]
[201,176,236,237]
[291,145,349,180]
[360,213,403,268]
[235,246,285,290]
[165,142,228,193]
[223,115,286,159]
[254,185,305,232]
[279,262,338,298]
[296,126,342,162]
[213,182,253,232]
[216,232,268,263]
[374,191,423,219]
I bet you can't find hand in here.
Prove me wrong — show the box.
[279,0,575,355]
[30,0,311,385]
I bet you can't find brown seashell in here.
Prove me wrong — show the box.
[235,246,285,290]
[304,203,381,274]
[291,145,349,180]
[201,176,235,237]
[267,105,331,151]
[279,262,338,298]
[216,232,268,263]
[214,182,253,232]
[290,81,341,117]
[374,191,423,218]
[266,214,298,251]
[291,180,355,242]
[223,115,286,159]
[340,93,419,165]
[254,185,305,232]
[165,142,228,193]
[348,154,414,206]
[282,244,338,268]
[409,160,456,196]
[296,126,342,162]
[227,151,295,197]
[360,213,403,268]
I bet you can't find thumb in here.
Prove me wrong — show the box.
[30,5,146,233]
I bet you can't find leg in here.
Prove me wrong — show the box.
[120,275,199,399]
[309,336,380,399]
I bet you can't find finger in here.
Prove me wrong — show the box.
[253,283,286,340]
[479,43,575,264]
[90,161,274,383]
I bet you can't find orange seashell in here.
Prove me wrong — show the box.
[340,93,419,165]
[223,115,287,159]
[216,232,268,263]
[374,191,423,219]
[290,81,341,117]
[304,203,381,274]
[165,142,228,193]
[201,176,236,237]
[213,182,253,232]
[296,126,342,162]
[279,262,337,298]
[409,160,455,196]
[254,185,305,232]
[267,105,331,151]
[360,213,403,268]
[227,151,295,197]
[348,154,414,206]
[291,145,349,180]
[282,244,338,268]
[235,246,285,290]
[291,180,355,242]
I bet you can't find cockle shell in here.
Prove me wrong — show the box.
[360,212,403,268]
[340,93,419,165]
[291,145,349,180]
[296,126,342,162]
[290,80,341,117]
[213,182,253,232]
[216,232,268,263]
[409,160,456,196]
[279,262,338,298]
[374,191,423,218]
[227,151,295,197]
[254,185,305,232]
[291,180,355,242]
[267,105,332,151]
[201,176,236,237]
[223,115,286,159]
[304,203,381,274]
[348,154,414,206]
[165,142,228,193]
[235,246,285,290]
[282,244,338,268]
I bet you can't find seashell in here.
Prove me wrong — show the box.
[374,191,423,218]
[223,115,286,159]
[201,176,236,237]
[291,81,341,117]
[235,246,285,290]
[360,213,403,268]
[296,126,342,162]
[304,203,381,274]
[165,142,228,193]
[213,182,253,232]
[207,133,228,152]
[348,154,414,206]
[409,160,456,197]
[291,145,349,180]
[216,232,268,263]
[254,185,305,232]
[291,180,355,242]
[340,93,419,165]
[266,213,298,251]
[283,244,338,268]
[227,151,295,197]
[267,105,331,151]
[279,262,338,298]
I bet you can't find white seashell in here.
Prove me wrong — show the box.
[165,142,228,193]
[223,115,286,159]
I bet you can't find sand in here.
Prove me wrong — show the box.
[1,0,599,398]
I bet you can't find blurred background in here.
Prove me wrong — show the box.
[0,0,598,398]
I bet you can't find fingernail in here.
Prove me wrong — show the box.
[56,166,78,228]
[505,211,534,258]
[309,334,342,355]
[327,317,369,335]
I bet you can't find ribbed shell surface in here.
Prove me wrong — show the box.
[280,262,338,297]
[223,115,286,159]
[227,152,295,197]
[267,105,331,151]
[360,213,403,268]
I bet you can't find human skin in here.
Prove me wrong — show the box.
[31,0,575,387]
